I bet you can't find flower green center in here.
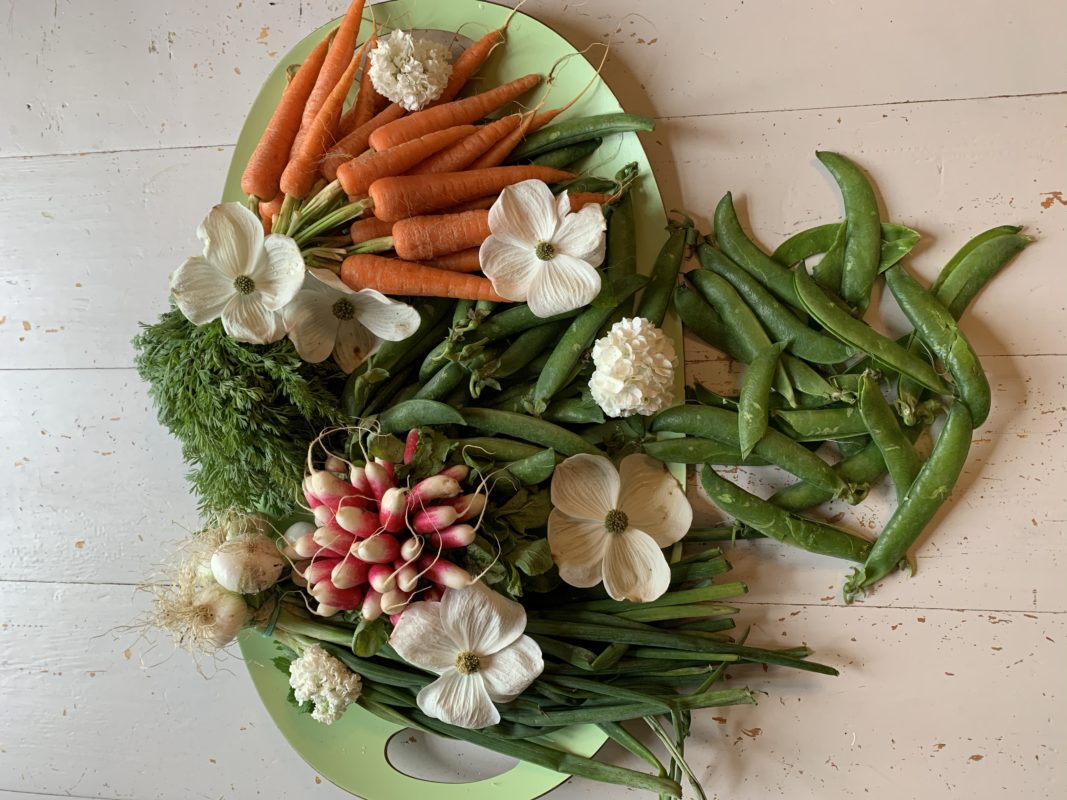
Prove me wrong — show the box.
[332,298,355,321]
[534,241,555,261]
[455,650,481,675]
[233,275,256,295]
[604,508,629,534]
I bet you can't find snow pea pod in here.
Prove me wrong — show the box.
[531,137,602,169]
[933,231,1032,320]
[697,244,856,364]
[773,406,868,441]
[713,192,804,311]
[528,274,648,415]
[812,219,847,293]
[476,304,582,342]
[700,466,872,562]
[509,113,656,161]
[739,341,785,457]
[453,437,545,461]
[857,372,922,503]
[503,448,559,485]
[843,402,973,601]
[651,405,860,501]
[673,284,741,360]
[772,223,840,267]
[816,151,882,313]
[459,408,600,457]
[543,397,606,426]
[643,437,770,467]
[376,399,466,434]
[930,225,1024,297]
[414,349,496,402]
[492,320,572,380]
[793,266,951,394]
[885,264,990,426]
[688,270,796,405]
[635,214,694,326]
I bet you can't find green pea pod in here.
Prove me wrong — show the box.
[459,408,600,457]
[492,320,572,381]
[793,266,951,394]
[361,365,417,416]
[603,188,637,325]
[816,151,882,313]
[476,304,582,342]
[934,231,1032,319]
[687,271,795,405]
[713,192,804,311]
[543,397,606,425]
[773,406,868,441]
[527,274,648,415]
[844,402,973,601]
[643,437,770,466]
[812,219,847,293]
[452,437,546,462]
[700,466,872,562]
[375,400,466,434]
[772,223,840,266]
[878,223,922,273]
[531,137,602,169]
[689,382,740,411]
[342,298,454,418]
[651,405,861,501]
[857,373,922,503]
[778,354,837,404]
[739,342,785,458]
[931,225,1024,297]
[555,175,619,195]
[672,284,739,360]
[509,113,656,161]
[635,214,693,326]
[885,264,990,426]
[698,244,856,364]
[504,448,559,485]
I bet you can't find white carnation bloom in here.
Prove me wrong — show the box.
[369,30,453,112]
[288,644,362,725]
[589,317,676,418]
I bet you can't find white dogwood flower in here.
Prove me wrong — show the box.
[389,582,544,730]
[283,269,421,373]
[548,454,693,603]
[479,180,606,318]
[169,203,304,344]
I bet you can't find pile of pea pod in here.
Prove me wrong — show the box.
[653,151,1030,600]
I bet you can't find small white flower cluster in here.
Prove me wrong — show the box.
[369,30,453,112]
[288,644,363,725]
[589,317,676,418]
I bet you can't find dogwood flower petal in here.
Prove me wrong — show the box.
[478,237,538,301]
[602,528,672,603]
[617,454,693,548]
[417,670,499,729]
[198,203,264,279]
[480,636,545,702]
[441,581,526,655]
[283,285,339,364]
[546,510,611,588]
[333,319,380,374]
[222,293,285,344]
[526,252,601,318]
[255,234,306,310]
[387,600,456,674]
[345,288,422,342]
[554,203,607,265]
[550,453,619,520]
[488,179,559,247]
[170,257,236,324]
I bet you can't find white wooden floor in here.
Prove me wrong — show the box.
[2,1,1065,798]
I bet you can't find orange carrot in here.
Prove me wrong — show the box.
[427,248,482,274]
[323,103,407,180]
[350,216,394,244]
[392,210,490,261]
[281,49,364,198]
[258,192,285,233]
[298,0,366,137]
[408,114,523,175]
[469,109,539,170]
[444,195,501,213]
[369,73,542,151]
[240,32,332,200]
[336,124,476,196]
[427,21,509,107]
[338,31,380,136]
[341,254,504,301]
[368,165,572,222]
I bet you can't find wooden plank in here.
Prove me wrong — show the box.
[2,93,1063,371]
[1,583,1061,798]
[2,1,1065,157]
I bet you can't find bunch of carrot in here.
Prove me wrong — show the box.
[238,0,627,303]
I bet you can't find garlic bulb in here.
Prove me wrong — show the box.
[210,534,285,594]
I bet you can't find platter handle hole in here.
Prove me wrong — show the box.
[385,728,519,784]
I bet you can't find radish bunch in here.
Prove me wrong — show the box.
[285,431,484,620]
